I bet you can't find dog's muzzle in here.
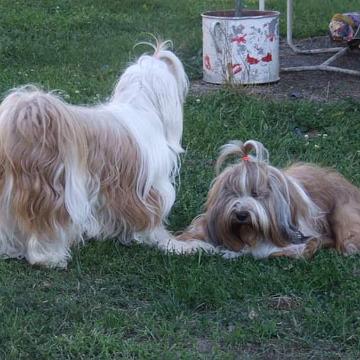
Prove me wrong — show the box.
[235,210,251,224]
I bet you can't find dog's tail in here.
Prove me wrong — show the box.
[216,140,269,174]
[0,85,91,238]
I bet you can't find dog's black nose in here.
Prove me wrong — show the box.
[236,211,250,223]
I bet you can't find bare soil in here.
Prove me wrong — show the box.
[191,36,360,101]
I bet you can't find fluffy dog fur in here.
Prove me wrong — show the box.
[178,140,360,259]
[0,40,210,268]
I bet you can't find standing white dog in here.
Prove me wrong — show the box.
[0,40,209,268]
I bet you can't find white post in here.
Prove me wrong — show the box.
[285,0,341,54]
[287,0,294,47]
[281,0,358,73]
[259,0,265,11]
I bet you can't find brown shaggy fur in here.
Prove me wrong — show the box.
[178,140,360,259]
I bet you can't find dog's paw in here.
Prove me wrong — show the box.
[343,242,360,256]
[218,248,247,259]
[166,239,216,255]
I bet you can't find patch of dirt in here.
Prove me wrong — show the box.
[196,339,213,353]
[191,36,360,101]
[268,295,301,310]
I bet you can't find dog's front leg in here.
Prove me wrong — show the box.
[135,226,216,254]
[269,244,307,259]
[268,236,333,259]
[176,215,208,242]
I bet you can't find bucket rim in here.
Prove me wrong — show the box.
[201,9,280,20]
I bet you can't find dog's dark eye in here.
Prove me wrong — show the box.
[251,191,258,198]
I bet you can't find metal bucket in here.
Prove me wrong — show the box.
[202,10,280,84]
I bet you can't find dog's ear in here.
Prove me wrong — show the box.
[134,38,189,100]
[156,47,189,101]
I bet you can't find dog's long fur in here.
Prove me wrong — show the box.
[178,140,360,259]
[0,40,211,268]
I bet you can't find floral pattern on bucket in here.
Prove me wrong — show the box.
[202,10,280,84]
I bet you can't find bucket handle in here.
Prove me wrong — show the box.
[210,21,223,54]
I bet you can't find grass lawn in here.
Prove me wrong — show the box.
[1,1,360,359]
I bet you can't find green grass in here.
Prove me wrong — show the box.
[0,0,358,82]
[172,94,360,230]
[1,1,360,359]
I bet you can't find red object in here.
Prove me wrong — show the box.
[242,155,250,161]
[232,63,242,75]
[204,55,211,70]
[261,53,272,62]
[231,35,247,44]
[246,54,260,65]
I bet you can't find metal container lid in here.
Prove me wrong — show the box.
[202,9,280,20]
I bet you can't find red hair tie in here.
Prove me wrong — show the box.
[242,155,250,161]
